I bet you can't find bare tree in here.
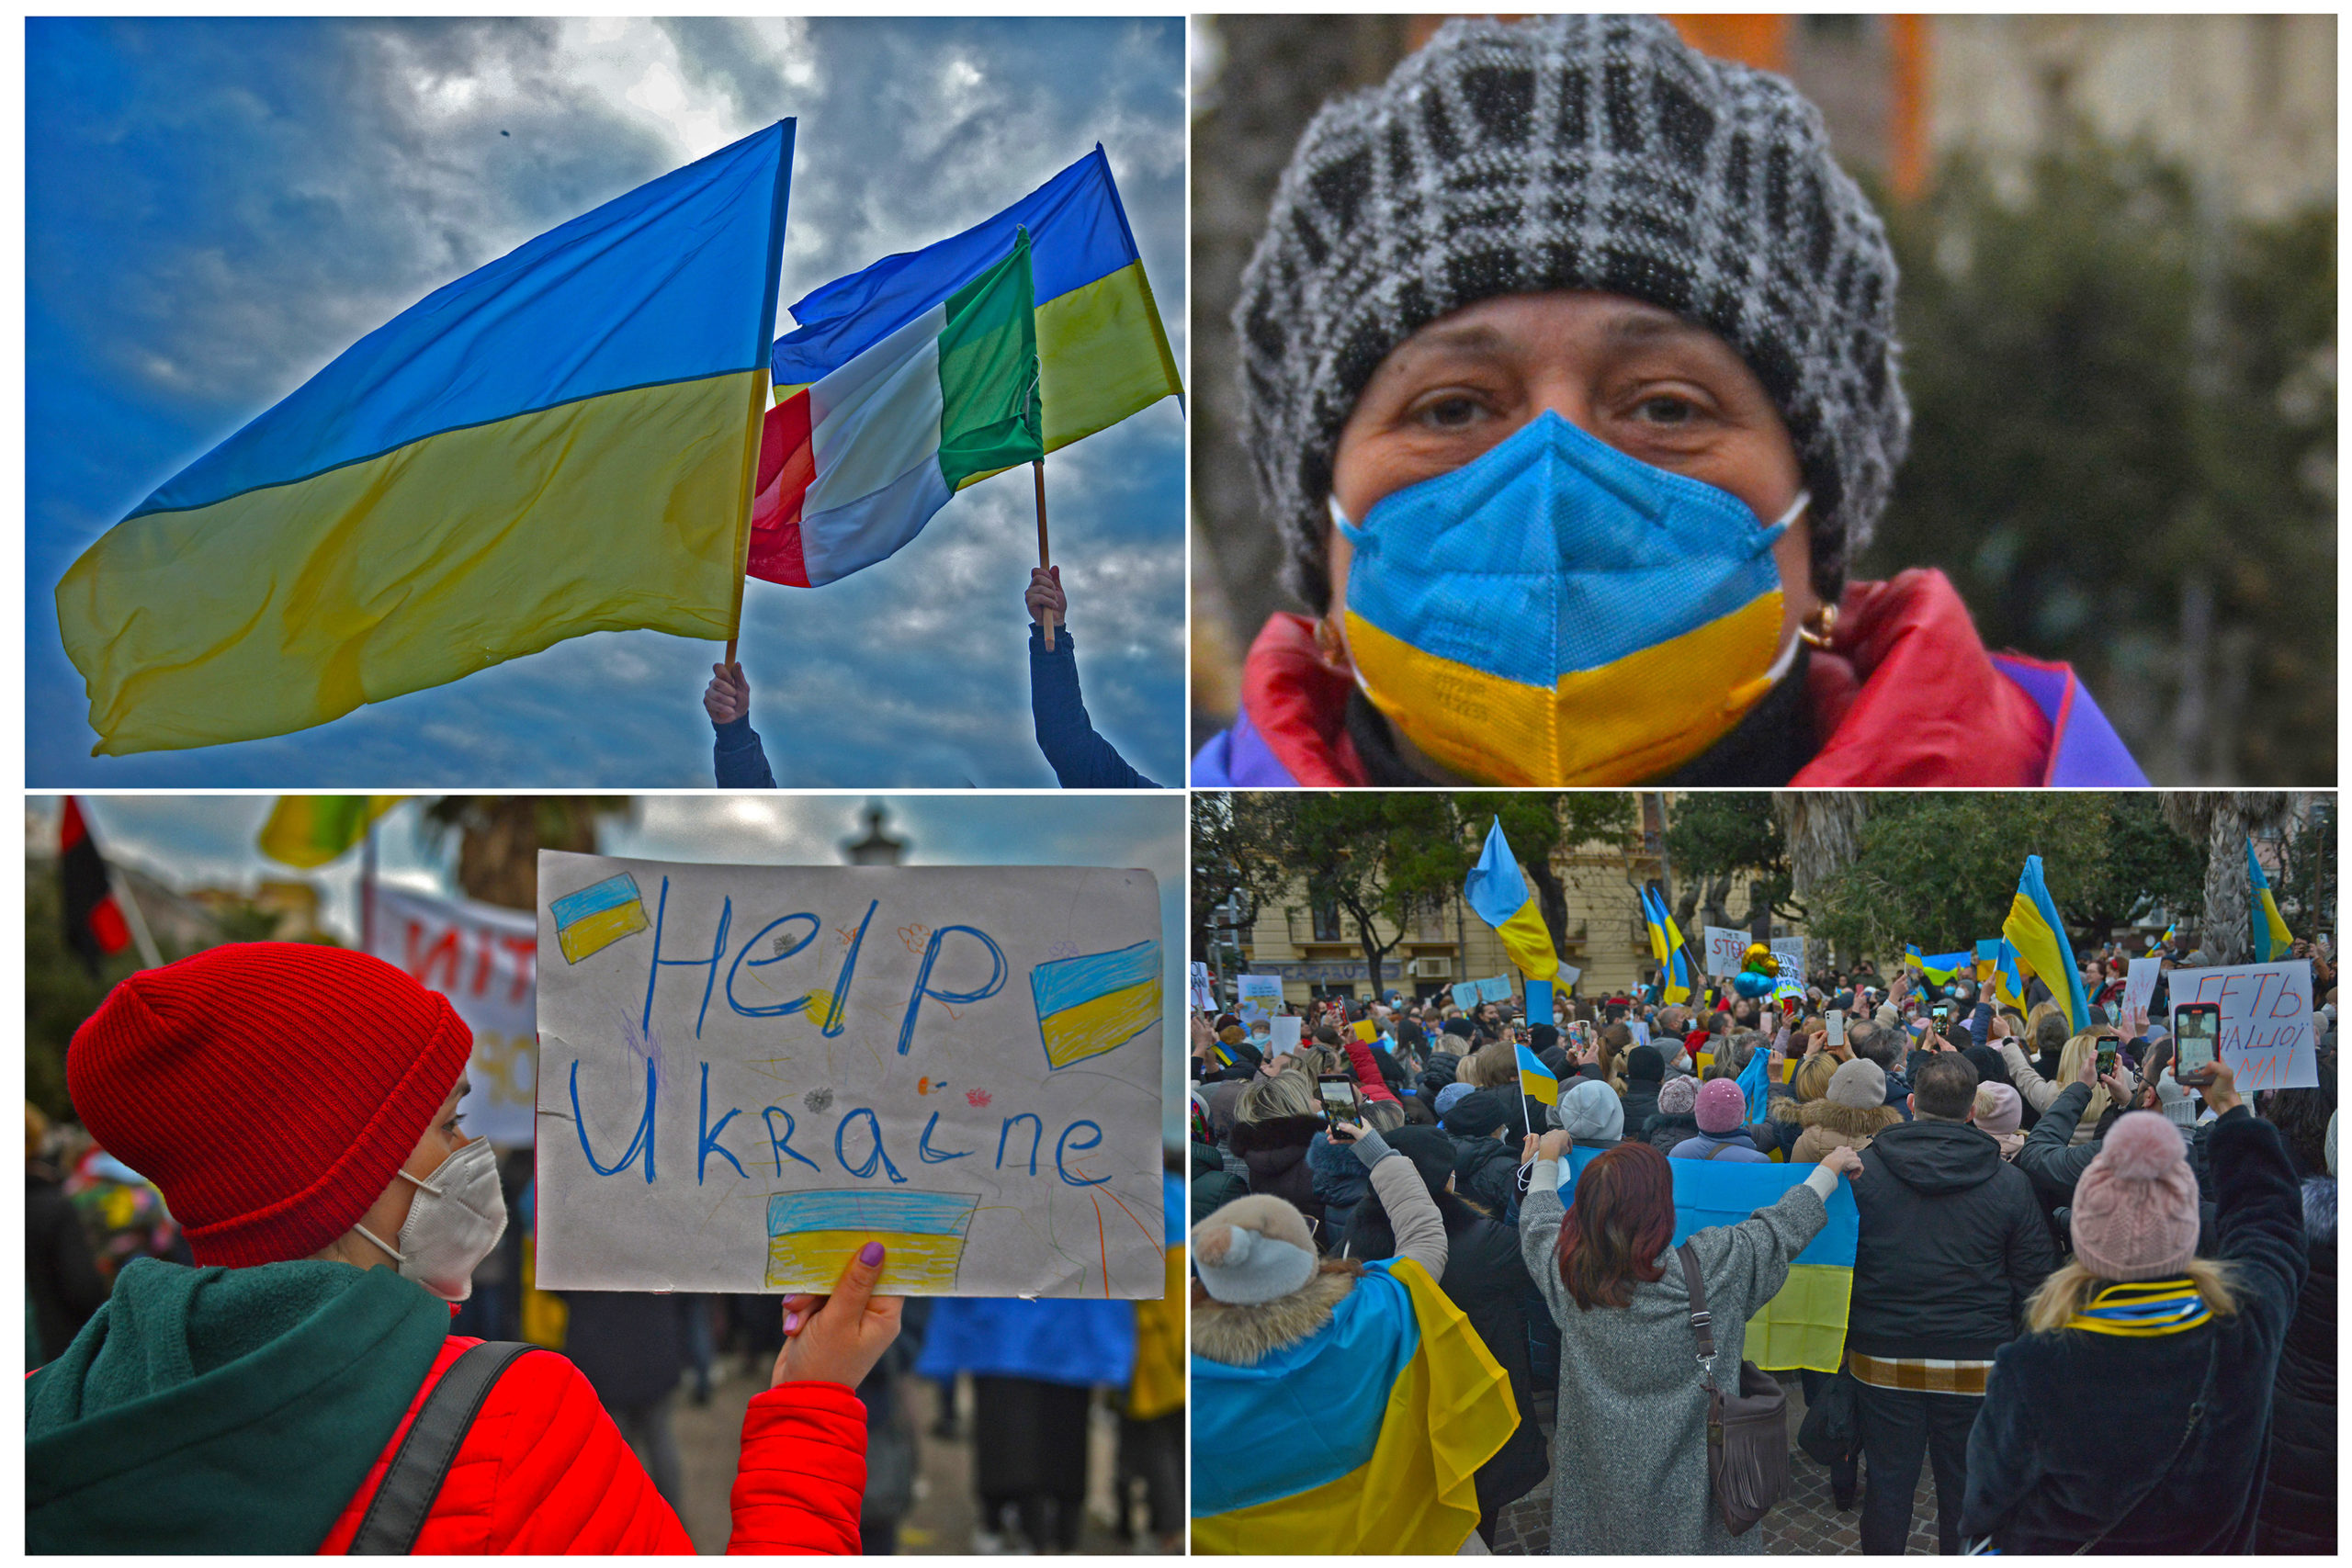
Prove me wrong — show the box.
[420,797,636,910]
[1774,791,1872,897]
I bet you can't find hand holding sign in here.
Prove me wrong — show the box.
[774,1241,904,1390]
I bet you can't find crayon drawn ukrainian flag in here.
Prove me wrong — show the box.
[549,874,651,965]
[1192,1257,1514,1553]
[1556,1145,1860,1374]
[1031,939,1162,1070]
[766,1190,978,1294]
[58,123,795,756]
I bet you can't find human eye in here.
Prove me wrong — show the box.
[1411,390,1490,431]
[1632,392,1698,426]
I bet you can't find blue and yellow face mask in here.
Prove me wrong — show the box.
[1332,411,1804,786]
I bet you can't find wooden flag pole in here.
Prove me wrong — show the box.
[1034,457,1055,650]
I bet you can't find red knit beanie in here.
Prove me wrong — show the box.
[67,942,474,1267]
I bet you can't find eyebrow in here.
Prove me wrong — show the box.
[1600,308,1712,346]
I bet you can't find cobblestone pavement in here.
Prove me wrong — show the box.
[671,1359,1136,1553]
[1491,1376,1950,1555]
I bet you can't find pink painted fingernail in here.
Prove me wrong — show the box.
[783,1312,802,1333]
[860,1241,885,1266]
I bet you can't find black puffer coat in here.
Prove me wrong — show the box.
[1190,1140,1248,1229]
[1643,1110,1700,1156]
[1228,1115,1326,1235]
[1959,1109,2308,1553]
[1849,1119,2056,1359]
[2256,1176,2335,1554]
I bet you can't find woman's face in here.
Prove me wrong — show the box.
[1322,291,1820,753]
[350,1075,477,1253]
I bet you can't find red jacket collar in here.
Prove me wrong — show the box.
[1238,569,2052,786]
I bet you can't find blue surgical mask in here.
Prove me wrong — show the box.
[1333,411,1804,785]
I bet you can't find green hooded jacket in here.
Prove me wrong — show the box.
[27,1256,450,1552]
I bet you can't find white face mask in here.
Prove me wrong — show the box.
[356,1137,508,1302]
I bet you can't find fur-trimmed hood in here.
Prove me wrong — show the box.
[1229,1114,1323,1156]
[1770,1097,1903,1139]
[1191,1265,1357,1365]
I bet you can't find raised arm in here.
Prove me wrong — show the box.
[1343,1124,1447,1280]
[1025,568,1159,789]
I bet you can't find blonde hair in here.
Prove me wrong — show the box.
[1295,1044,1347,1077]
[1363,1099,1407,1134]
[1792,1053,1838,1104]
[1235,1070,1317,1124]
[1462,1041,1519,1089]
[2056,1031,2118,1124]
[2025,1258,2240,1335]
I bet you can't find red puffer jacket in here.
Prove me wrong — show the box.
[315,1337,865,1553]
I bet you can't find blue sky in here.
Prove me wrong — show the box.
[28,18,1185,788]
[36,793,1189,1142]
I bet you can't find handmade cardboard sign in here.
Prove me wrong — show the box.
[2121,956,2162,1023]
[1703,927,1748,978]
[1268,1016,1302,1053]
[535,852,1167,1297]
[1189,962,1216,1012]
[368,885,539,1147]
[2165,960,2318,1090]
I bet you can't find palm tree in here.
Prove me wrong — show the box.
[2159,792,2301,965]
[419,798,638,910]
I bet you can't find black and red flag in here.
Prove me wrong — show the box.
[60,796,131,976]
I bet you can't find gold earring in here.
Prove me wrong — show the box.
[1797,603,1839,649]
[1314,615,1350,671]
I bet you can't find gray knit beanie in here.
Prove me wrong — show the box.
[1236,15,1909,613]
[1192,1193,1320,1304]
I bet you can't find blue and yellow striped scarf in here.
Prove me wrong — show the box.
[2065,1279,2211,1337]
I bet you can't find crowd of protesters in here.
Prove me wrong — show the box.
[1190,934,2336,1553]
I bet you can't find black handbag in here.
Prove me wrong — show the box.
[1796,1368,1860,1467]
[1677,1242,1789,1537]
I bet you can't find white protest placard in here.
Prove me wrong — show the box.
[1771,938,1806,1002]
[1451,982,1480,1010]
[2121,957,2161,1023]
[2166,961,2318,1090]
[535,852,1166,1298]
[1704,927,1748,978]
[1476,975,1515,1004]
[1189,962,1216,1012]
[369,885,539,1146]
[1234,974,1283,1025]
[1267,1015,1302,1053]
[1629,1020,1652,1050]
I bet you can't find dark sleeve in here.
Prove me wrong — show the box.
[713,716,777,789]
[1028,623,1159,789]
[1968,1001,1992,1049]
[2014,1082,2099,1201]
[2000,1170,2057,1325]
[2202,1106,2309,1344]
[1959,1344,2044,1543]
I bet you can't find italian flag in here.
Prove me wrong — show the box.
[748,230,1043,587]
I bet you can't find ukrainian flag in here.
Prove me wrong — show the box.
[59,123,795,755]
[1515,1044,1560,1109]
[549,874,652,966]
[1191,1257,1514,1553]
[1642,885,1694,1006]
[2248,839,2294,962]
[765,1190,978,1295]
[1555,1145,1859,1373]
[1976,939,2027,1010]
[2004,853,2091,1032]
[256,796,403,868]
[1030,938,1162,1069]
[2147,920,2177,959]
[1905,945,1971,986]
[1464,818,1559,1025]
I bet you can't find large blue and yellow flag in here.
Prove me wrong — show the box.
[1555,1146,1860,1372]
[59,123,796,755]
[2248,839,2294,962]
[2005,853,2090,1032]
[1905,945,1971,987]
[1464,818,1559,1025]
[1191,1257,1513,1553]
[1642,885,1694,1006]
[1975,939,2027,1010]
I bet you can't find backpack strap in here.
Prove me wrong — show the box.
[348,1340,536,1554]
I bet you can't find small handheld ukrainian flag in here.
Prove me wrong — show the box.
[2146,920,2178,959]
[2248,839,2294,963]
[1515,1044,1560,1110]
[2004,854,2091,1032]
[1976,939,2027,1010]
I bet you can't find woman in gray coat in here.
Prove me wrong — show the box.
[1519,1128,1862,1553]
